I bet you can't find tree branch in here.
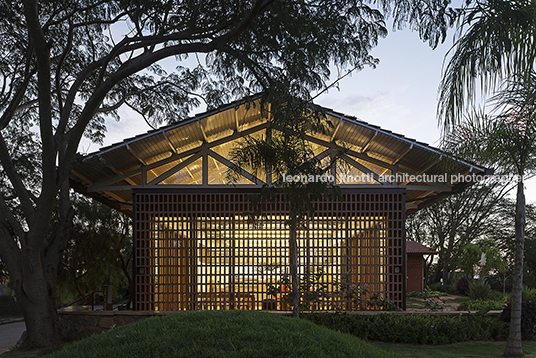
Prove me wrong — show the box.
[23,0,57,224]
[0,67,36,131]
[55,19,74,113]
[59,0,277,184]
[0,195,25,239]
[0,133,35,224]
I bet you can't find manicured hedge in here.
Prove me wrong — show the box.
[302,312,509,344]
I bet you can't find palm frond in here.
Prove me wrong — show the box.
[438,0,536,131]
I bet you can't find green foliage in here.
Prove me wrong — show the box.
[267,269,332,311]
[407,289,444,299]
[57,196,132,304]
[303,312,509,344]
[524,287,536,301]
[460,241,506,280]
[267,269,398,312]
[456,276,471,296]
[427,283,458,295]
[0,0,466,347]
[469,280,492,301]
[459,243,481,278]
[407,288,447,311]
[503,285,536,302]
[501,300,536,340]
[46,310,397,358]
[335,271,373,311]
[438,0,536,129]
[457,299,506,312]
[374,341,536,357]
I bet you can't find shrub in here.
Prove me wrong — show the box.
[0,295,21,316]
[458,299,505,312]
[489,290,504,301]
[407,289,443,299]
[456,276,471,296]
[427,283,457,295]
[302,312,508,344]
[501,300,536,340]
[523,287,536,302]
[469,280,492,301]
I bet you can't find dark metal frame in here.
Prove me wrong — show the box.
[133,188,405,311]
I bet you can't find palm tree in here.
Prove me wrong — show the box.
[439,2,536,355]
[438,0,536,131]
[443,74,536,356]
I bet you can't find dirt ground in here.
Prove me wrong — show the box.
[406,294,466,312]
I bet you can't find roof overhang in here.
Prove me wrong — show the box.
[70,97,490,215]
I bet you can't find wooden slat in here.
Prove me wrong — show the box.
[134,191,404,311]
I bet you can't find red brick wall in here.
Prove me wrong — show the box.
[407,254,424,293]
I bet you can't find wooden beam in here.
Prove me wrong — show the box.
[202,150,208,186]
[197,119,208,142]
[100,157,138,186]
[143,122,270,172]
[162,131,178,154]
[343,155,384,184]
[361,130,378,153]
[72,169,94,186]
[392,143,414,165]
[147,152,203,185]
[103,190,128,202]
[330,118,343,141]
[235,108,240,132]
[208,149,264,185]
[405,184,452,192]
[126,144,147,165]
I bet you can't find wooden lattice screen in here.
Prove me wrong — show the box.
[133,190,405,311]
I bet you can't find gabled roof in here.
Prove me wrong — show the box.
[70,97,489,215]
[406,241,437,255]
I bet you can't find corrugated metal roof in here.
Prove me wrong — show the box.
[70,96,489,215]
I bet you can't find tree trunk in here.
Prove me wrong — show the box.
[442,228,457,285]
[13,249,62,348]
[504,179,525,357]
[289,221,300,318]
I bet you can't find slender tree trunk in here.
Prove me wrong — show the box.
[432,254,444,283]
[504,179,525,357]
[289,221,300,318]
[442,229,456,285]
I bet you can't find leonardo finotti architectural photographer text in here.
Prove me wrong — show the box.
[281,173,520,184]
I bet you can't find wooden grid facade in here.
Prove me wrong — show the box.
[133,190,405,311]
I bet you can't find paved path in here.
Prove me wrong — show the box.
[0,321,25,355]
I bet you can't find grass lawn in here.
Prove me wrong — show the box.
[40,310,398,358]
[374,341,536,358]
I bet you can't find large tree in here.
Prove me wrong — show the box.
[0,0,454,347]
[406,179,511,284]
